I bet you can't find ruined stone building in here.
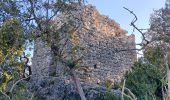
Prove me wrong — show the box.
[31,4,136,99]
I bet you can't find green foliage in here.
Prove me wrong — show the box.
[0,3,27,98]
[0,19,24,54]
[98,91,131,100]
[145,47,165,65]
[126,62,159,99]
[0,0,85,99]
[149,0,170,44]
[126,1,170,99]
[0,81,36,100]
[0,72,13,92]
[98,92,120,100]
[125,47,166,100]
[0,19,25,93]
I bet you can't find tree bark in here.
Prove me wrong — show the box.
[165,53,170,98]
[167,71,170,98]
[70,69,86,100]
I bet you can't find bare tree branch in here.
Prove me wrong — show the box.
[0,91,12,100]
[10,76,31,93]
[124,87,137,100]
[28,0,42,31]
[102,7,156,53]
[123,7,150,45]
[121,79,126,100]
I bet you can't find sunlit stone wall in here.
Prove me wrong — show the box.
[31,5,136,86]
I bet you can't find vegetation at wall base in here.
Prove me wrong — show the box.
[125,47,167,100]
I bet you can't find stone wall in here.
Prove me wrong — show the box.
[31,4,136,87]
[82,5,127,37]
[60,5,137,85]
[31,38,52,84]
[76,34,136,85]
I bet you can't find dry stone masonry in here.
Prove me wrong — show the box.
[32,4,136,85]
[31,4,137,99]
[61,5,136,85]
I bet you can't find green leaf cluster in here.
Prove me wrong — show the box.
[0,19,24,49]
[125,47,166,100]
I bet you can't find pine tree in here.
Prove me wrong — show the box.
[147,0,170,98]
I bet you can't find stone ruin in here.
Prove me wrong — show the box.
[30,4,136,99]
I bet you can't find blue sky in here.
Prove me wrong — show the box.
[87,0,166,45]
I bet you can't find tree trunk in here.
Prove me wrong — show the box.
[70,69,86,100]
[167,70,170,98]
[165,53,170,98]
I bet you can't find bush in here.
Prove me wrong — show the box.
[125,47,166,99]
